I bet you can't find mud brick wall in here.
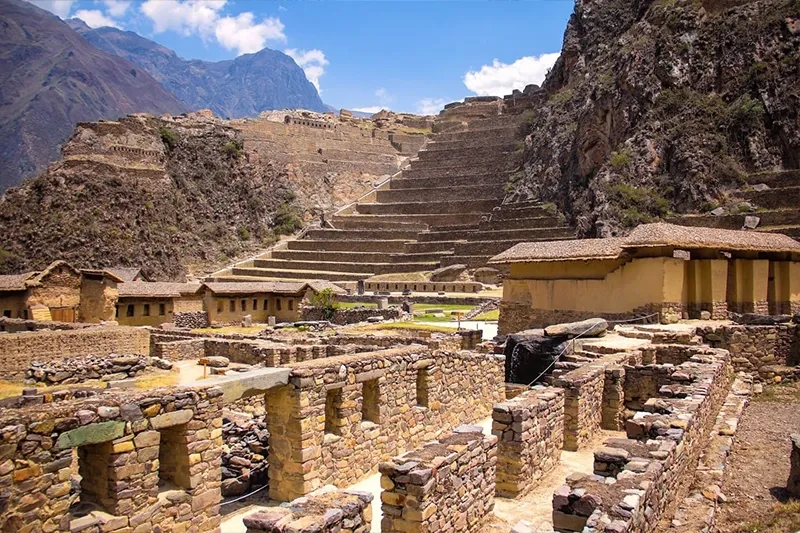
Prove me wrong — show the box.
[553,347,733,533]
[0,326,150,378]
[698,324,800,381]
[379,427,497,533]
[244,486,372,532]
[0,385,224,533]
[493,386,564,497]
[265,346,505,501]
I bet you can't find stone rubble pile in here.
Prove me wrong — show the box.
[25,354,172,384]
[221,411,270,497]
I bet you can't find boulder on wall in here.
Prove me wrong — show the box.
[429,264,467,282]
[545,318,608,339]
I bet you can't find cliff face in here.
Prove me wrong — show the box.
[511,0,799,236]
[0,0,187,191]
[67,21,327,118]
[0,115,297,281]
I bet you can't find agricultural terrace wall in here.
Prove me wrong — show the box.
[0,385,223,533]
[264,346,505,501]
[0,326,150,378]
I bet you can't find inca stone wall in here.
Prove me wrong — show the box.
[0,385,224,533]
[0,316,92,332]
[264,346,505,501]
[300,306,403,325]
[552,345,733,532]
[243,486,373,533]
[492,386,564,497]
[173,311,209,329]
[698,323,800,381]
[379,426,497,533]
[0,326,150,378]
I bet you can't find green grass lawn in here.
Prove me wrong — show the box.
[474,309,500,321]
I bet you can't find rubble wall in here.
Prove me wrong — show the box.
[493,387,564,497]
[0,326,150,378]
[380,427,497,533]
[264,346,505,501]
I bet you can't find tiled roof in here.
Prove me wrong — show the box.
[202,281,310,295]
[105,267,147,282]
[489,238,626,264]
[0,272,37,291]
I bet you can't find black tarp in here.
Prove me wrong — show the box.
[504,332,569,385]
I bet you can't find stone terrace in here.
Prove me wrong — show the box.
[669,169,800,238]
[216,99,575,283]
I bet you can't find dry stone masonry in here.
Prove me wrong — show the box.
[379,426,497,533]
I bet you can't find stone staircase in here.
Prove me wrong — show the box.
[214,109,576,283]
[669,170,800,238]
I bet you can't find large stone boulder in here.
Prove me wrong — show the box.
[200,356,230,368]
[789,434,800,498]
[545,318,608,339]
[732,313,792,325]
[473,267,501,285]
[429,264,467,282]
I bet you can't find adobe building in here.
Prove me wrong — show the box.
[116,281,203,326]
[490,223,800,334]
[202,281,316,323]
[0,261,122,323]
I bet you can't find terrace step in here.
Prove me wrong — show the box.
[424,136,518,152]
[253,258,438,275]
[401,165,512,180]
[738,185,800,210]
[375,185,504,203]
[668,209,800,230]
[417,143,518,160]
[481,216,567,231]
[432,126,520,143]
[231,266,372,282]
[287,239,411,253]
[453,238,567,257]
[409,151,521,170]
[744,169,800,188]
[335,213,483,227]
[355,199,499,215]
[329,216,428,231]
[403,240,463,254]
[459,115,524,131]
[270,249,449,264]
[307,228,421,241]
[418,227,572,243]
[439,255,497,268]
[757,225,800,238]
[389,173,509,190]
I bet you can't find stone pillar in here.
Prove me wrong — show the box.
[789,434,800,498]
[601,367,626,431]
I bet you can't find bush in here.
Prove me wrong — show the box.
[159,127,179,150]
[223,139,243,158]
[607,183,670,227]
[609,148,633,171]
[273,202,303,236]
[309,288,339,320]
[237,226,251,240]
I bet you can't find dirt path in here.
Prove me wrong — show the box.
[715,383,800,533]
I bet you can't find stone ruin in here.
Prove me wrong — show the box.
[0,317,798,532]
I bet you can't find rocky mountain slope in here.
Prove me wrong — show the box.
[510,0,799,236]
[67,19,326,118]
[0,0,187,191]
[0,114,298,281]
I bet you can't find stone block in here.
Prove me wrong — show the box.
[56,421,126,450]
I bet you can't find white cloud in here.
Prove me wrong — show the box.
[140,0,226,36]
[74,8,120,28]
[215,13,285,55]
[28,0,74,18]
[416,98,446,116]
[101,0,130,17]
[285,48,328,92]
[375,88,394,107]
[352,106,385,114]
[463,53,560,97]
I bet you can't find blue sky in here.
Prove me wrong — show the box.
[31,0,574,114]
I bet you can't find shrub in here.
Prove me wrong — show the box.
[549,87,574,105]
[608,183,670,227]
[273,202,303,236]
[159,127,179,150]
[237,226,251,240]
[609,148,633,171]
[309,288,339,320]
[223,139,243,158]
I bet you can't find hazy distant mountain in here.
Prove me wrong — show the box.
[67,19,327,118]
[0,0,187,191]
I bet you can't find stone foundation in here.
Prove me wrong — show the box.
[264,346,505,501]
[493,386,564,497]
[379,426,497,532]
[243,486,372,532]
[498,303,666,335]
[301,306,403,324]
